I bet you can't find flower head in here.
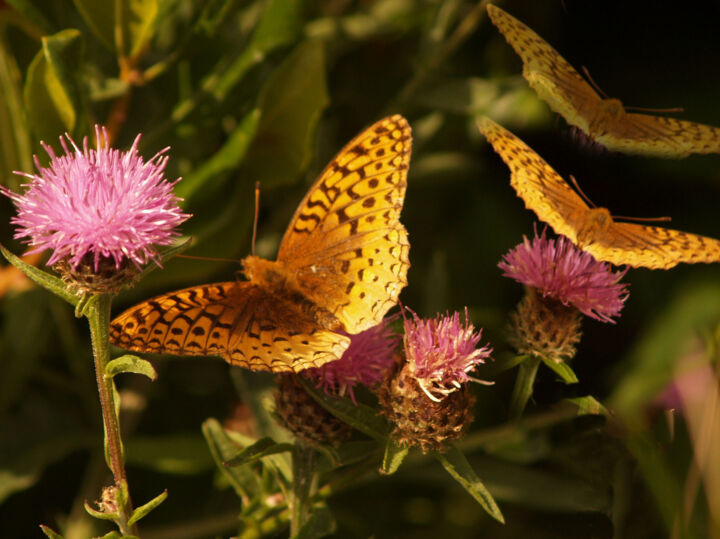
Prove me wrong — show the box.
[498,226,628,323]
[304,317,399,403]
[1,126,189,273]
[403,308,492,401]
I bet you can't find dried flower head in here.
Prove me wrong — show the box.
[303,317,399,403]
[403,308,492,401]
[1,126,189,276]
[498,226,628,323]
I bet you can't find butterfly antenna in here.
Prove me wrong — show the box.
[176,254,243,264]
[581,66,610,99]
[611,214,672,223]
[568,174,597,208]
[252,181,260,256]
[624,105,684,114]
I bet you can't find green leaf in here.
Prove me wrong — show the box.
[23,50,67,144]
[5,0,53,34]
[212,0,301,100]
[539,356,579,384]
[202,418,262,500]
[241,40,329,189]
[508,356,540,419]
[125,434,215,475]
[128,489,168,525]
[567,396,610,417]
[380,439,408,475]
[177,108,261,201]
[224,437,293,467]
[294,504,336,539]
[41,29,85,134]
[105,354,157,381]
[71,0,114,49]
[84,499,119,520]
[0,245,78,306]
[297,377,389,441]
[97,533,124,539]
[122,0,160,58]
[436,445,504,524]
[39,525,64,539]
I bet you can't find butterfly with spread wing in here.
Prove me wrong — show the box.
[477,116,720,269]
[111,116,412,373]
[487,4,720,158]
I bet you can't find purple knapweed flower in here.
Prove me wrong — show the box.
[304,317,399,404]
[403,308,492,401]
[1,126,189,272]
[498,226,629,323]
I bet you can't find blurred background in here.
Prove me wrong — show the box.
[1,0,720,537]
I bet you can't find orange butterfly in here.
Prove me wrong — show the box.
[477,116,720,269]
[486,4,720,158]
[111,116,412,372]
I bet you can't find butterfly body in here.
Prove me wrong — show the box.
[487,4,720,158]
[111,115,412,372]
[477,116,720,269]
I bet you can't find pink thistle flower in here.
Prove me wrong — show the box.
[498,226,629,323]
[1,126,190,272]
[403,308,492,401]
[304,317,400,404]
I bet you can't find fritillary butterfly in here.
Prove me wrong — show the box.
[111,116,412,372]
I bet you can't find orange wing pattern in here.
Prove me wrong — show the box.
[110,283,350,372]
[111,116,412,372]
[486,4,720,158]
[278,115,411,333]
[477,116,720,269]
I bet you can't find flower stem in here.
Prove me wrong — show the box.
[88,293,137,535]
[509,356,541,419]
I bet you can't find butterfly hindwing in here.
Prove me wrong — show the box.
[110,282,350,372]
[277,115,412,333]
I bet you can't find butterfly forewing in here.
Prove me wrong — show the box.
[110,282,350,372]
[277,115,412,333]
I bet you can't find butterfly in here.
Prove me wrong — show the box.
[486,4,720,158]
[110,116,412,373]
[477,116,720,269]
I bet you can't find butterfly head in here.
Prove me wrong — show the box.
[591,98,625,135]
[242,255,286,289]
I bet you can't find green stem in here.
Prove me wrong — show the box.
[290,442,317,536]
[88,293,137,535]
[509,356,541,419]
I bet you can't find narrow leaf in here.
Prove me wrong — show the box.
[84,500,119,520]
[123,0,160,58]
[128,489,168,525]
[509,356,540,419]
[297,377,389,440]
[436,445,505,523]
[39,525,64,539]
[224,437,293,467]
[72,0,114,49]
[42,29,84,134]
[540,356,579,384]
[0,245,78,306]
[380,439,408,475]
[567,396,610,417]
[105,354,157,381]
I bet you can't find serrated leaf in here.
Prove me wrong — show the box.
[436,445,504,523]
[380,439,408,475]
[127,489,167,525]
[39,525,64,539]
[297,377,389,441]
[0,245,78,306]
[177,108,261,201]
[202,418,261,500]
[105,355,157,381]
[540,356,578,384]
[241,40,329,188]
[224,437,293,467]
